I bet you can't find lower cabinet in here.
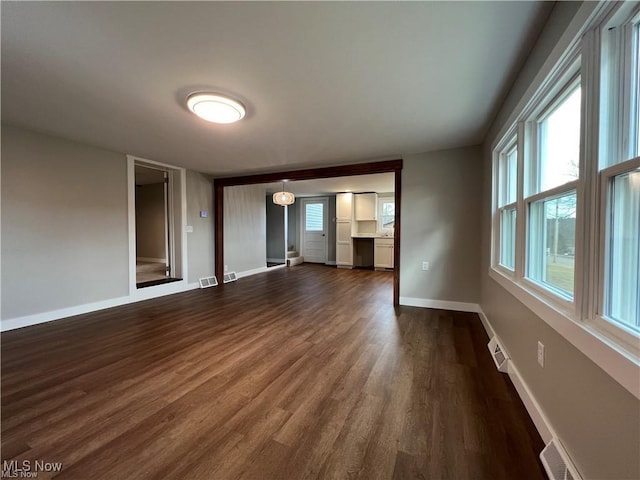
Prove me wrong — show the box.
[374,238,394,269]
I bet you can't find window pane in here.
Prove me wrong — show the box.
[305,203,324,231]
[606,169,640,331]
[500,208,516,270]
[499,146,517,206]
[380,200,395,229]
[528,192,576,297]
[538,86,581,192]
[635,22,640,157]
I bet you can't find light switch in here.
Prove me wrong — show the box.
[185,225,194,233]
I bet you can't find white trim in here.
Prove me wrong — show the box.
[127,155,189,302]
[507,361,554,444]
[399,297,480,313]
[325,260,337,266]
[477,309,554,443]
[0,282,201,332]
[236,266,269,279]
[489,267,640,400]
[136,257,166,264]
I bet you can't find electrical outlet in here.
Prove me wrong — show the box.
[422,261,429,271]
[537,341,545,367]
[224,265,228,272]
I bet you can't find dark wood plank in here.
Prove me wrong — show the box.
[1,264,545,479]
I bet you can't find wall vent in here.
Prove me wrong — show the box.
[540,439,582,480]
[199,276,218,288]
[223,272,237,283]
[487,336,509,372]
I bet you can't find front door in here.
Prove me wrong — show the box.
[302,198,328,263]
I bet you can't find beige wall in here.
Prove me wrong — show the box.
[223,184,267,274]
[400,146,482,303]
[1,125,216,323]
[186,171,214,283]
[135,183,166,260]
[480,2,640,478]
[1,125,129,319]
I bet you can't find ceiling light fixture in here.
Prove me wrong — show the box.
[186,93,246,124]
[273,182,295,206]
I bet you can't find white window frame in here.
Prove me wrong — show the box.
[493,128,518,276]
[489,1,640,400]
[377,194,395,232]
[594,157,640,355]
[523,73,581,316]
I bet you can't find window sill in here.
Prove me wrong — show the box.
[488,266,640,400]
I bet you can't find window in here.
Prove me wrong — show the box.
[305,203,324,231]
[598,6,640,340]
[603,167,640,332]
[496,141,518,271]
[377,196,395,232]
[528,192,577,297]
[525,80,581,300]
[489,1,640,400]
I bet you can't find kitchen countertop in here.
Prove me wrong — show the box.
[352,234,394,239]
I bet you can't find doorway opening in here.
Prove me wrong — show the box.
[129,159,185,290]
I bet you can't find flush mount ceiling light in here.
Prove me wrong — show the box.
[186,93,246,124]
[273,182,295,206]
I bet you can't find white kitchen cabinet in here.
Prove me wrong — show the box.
[374,238,394,269]
[336,193,354,267]
[354,193,377,221]
[336,192,353,221]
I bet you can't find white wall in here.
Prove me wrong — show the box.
[480,2,640,478]
[400,146,482,305]
[223,184,267,274]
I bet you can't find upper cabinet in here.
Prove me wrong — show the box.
[336,192,353,221]
[354,193,378,221]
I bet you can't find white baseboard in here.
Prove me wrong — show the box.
[236,266,269,279]
[477,307,554,444]
[399,296,480,313]
[1,281,201,332]
[136,257,166,263]
[325,260,337,266]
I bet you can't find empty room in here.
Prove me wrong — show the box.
[1,2,639,479]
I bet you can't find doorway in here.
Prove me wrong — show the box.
[214,159,402,305]
[128,156,186,293]
[134,165,173,287]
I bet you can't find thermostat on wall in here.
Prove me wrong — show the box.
[200,211,208,218]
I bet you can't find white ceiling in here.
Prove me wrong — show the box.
[1,2,551,177]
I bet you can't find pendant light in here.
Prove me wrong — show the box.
[273,182,295,206]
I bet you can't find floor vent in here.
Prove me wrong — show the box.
[223,272,237,283]
[540,439,582,480]
[487,336,509,372]
[199,276,218,288]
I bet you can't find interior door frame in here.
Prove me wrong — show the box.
[300,197,329,264]
[127,155,188,299]
[214,159,403,306]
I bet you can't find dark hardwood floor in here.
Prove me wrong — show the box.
[1,264,545,479]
